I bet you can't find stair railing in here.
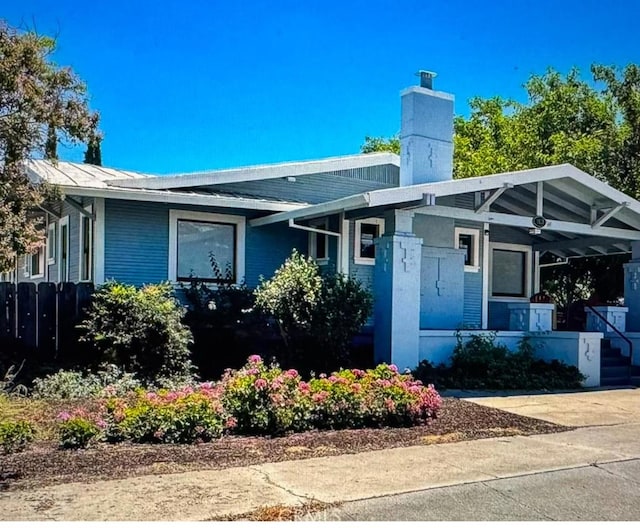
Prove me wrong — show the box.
[585,305,633,379]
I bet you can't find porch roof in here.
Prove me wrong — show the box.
[250,164,640,258]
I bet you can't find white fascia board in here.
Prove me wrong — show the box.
[60,186,304,212]
[106,153,401,190]
[414,204,640,240]
[249,193,370,227]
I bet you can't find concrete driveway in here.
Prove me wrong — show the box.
[462,388,640,427]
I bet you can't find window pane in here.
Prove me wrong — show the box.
[492,249,526,296]
[31,252,41,276]
[47,225,56,261]
[177,220,235,281]
[316,232,327,259]
[81,216,92,281]
[458,234,473,266]
[360,223,379,259]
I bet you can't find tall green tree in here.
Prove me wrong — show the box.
[0,21,99,271]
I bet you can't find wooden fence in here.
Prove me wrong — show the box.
[0,282,94,363]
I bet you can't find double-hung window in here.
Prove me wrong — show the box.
[169,210,245,284]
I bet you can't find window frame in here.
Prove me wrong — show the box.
[78,205,93,282]
[354,218,385,265]
[46,223,56,265]
[27,246,45,279]
[489,242,532,300]
[58,216,70,283]
[454,227,480,273]
[308,218,329,265]
[168,210,246,285]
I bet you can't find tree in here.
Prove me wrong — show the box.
[0,22,99,271]
[361,135,399,155]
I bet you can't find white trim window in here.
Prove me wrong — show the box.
[79,206,93,282]
[308,218,329,265]
[489,242,532,299]
[354,218,384,265]
[455,227,480,272]
[169,210,246,284]
[58,216,70,283]
[27,246,45,279]
[46,223,56,265]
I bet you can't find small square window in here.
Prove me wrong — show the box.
[354,219,384,265]
[455,227,479,272]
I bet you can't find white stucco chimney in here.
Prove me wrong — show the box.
[400,70,454,186]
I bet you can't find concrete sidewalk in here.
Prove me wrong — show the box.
[2,388,639,521]
[460,387,640,427]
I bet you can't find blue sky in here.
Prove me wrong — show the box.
[5,0,639,174]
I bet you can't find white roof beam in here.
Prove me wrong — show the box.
[591,202,629,228]
[475,184,513,213]
[413,204,640,240]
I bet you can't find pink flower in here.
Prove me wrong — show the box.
[285,369,298,378]
[254,378,268,390]
[56,411,72,421]
[248,355,263,364]
[352,369,365,378]
[247,368,260,376]
[96,420,107,429]
[328,375,338,383]
[312,391,329,403]
[153,430,164,440]
[225,417,238,429]
[389,364,399,373]
[352,383,362,392]
[319,373,327,379]
[298,381,310,393]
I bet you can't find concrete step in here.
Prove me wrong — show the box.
[601,347,623,358]
[601,366,631,379]
[601,356,630,368]
[600,377,631,386]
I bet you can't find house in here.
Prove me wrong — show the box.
[16,72,640,387]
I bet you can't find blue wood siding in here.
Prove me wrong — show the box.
[104,199,308,288]
[244,222,307,287]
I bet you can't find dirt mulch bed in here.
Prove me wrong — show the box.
[0,398,569,492]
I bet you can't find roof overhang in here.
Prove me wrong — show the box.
[106,152,400,190]
[250,164,640,257]
[59,185,305,212]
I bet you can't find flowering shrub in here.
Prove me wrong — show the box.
[54,356,443,446]
[107,386,226,444]
[58,414,101,449]
[308,364,442,429]
[0,419,35,454]
[220,355,312,436]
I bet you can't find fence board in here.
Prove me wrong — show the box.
[57,282,77,359]
[0,282,15,343]
[38,282,57,356]
[17,283,37,350]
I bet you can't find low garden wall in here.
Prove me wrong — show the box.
[418,330,603,387]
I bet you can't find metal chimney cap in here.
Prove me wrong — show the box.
[416,70,437,89]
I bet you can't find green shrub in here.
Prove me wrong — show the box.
[32,364,142,399]
[78,282,194,382]
[255,250,372,370]
[58,416,100,449]
[413,333,585,391]
[0,419,35,454]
